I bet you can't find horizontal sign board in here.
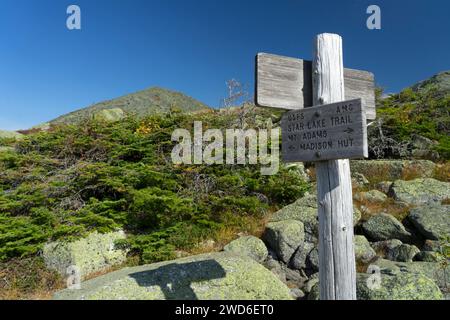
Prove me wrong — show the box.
[255,53,376,120]
[281,98,368,162]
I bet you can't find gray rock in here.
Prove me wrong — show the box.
[303,273,319,294]
[307,248,319,272]
[354,235,377,264]
[376,181,393,195]
[371,240,419,262]
[350,160,436,181]
[362,213,412,242]
[389,178,450,206]
[271,193,361,234]
[42,230,128,280]
[414,251,440,262]
[290,288,305,300]
[408,205,450,240]
[354,190,388,204]
[352,173,369,188]
[93,108,125,122]
[223,236,268,263]
[53,252,293,300]
[423,240,443,252]
[371,259,450,290]
[263,220,304,263]
[289,242,315,270]
[270,193,318,236]
[356,272,443,300]
[387,244,420,262]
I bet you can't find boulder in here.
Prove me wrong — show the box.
[270,193,361,237]
[354,235,377,264]
[290,288,305,300]
[289,242,315,271]
[387,244,420,262]
[389,178,450,206]
[263,220,304,263]
[362,213,412,242]
[53,252,293,300]
[350,160,436,181]
[410,134,439,160]
[223,236,268,263]
[354,190,388,204]
[352,173,369,188]
[308,272,443,300]
[43,230,128,280]
[408,205,450,240]
[376,181,393,195]
[307,248,319,272]
[356,272,442,300]
[371,259,450,290]
[414,251,440,262]
[270,193,318,237]
[93,108,125,122]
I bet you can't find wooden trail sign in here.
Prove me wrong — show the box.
[281,98,368,162]
[255,33,366,300]
[255,53,376,120]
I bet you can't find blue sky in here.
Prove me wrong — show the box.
[0,0,449,130]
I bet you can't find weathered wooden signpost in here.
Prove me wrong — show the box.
[256,33,374,300]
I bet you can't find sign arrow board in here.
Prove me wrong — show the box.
[255,53,376,120]
[281,98,368,162]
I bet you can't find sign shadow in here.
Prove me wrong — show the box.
[129,259,226,300]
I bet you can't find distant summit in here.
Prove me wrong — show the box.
[411,71,450,96]
[49,87,210,125]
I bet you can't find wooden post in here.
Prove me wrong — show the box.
[312,33,357,300]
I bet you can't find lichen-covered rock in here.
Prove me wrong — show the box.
[371,259,450,290]
[223,236,268,263]
[408,205,450,240]
[371,240,419,262]
[352,173,369,188]
[389,178,450,206]
[270,194,318,236]
[350,160,436,181]
[270,193,361,236]
[354,190,387,204]
[354,235,376,264]
[263,220,304,263]
[0,129,23,140]
[53,252,293,300]
[93,108,125,122]
[387,244,420,262]
[362,213,412,242]
[43,230,128,280]
[356,272,443,300]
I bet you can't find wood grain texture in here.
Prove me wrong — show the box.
[255,53,376,120]
[312,33,357,300]
[281,98,368,162]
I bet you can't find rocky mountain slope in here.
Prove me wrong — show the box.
[49,87,210,125]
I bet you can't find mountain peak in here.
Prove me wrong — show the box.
[50,87,210,125]
[411,71,450,95]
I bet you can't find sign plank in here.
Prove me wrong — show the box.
[281,98,368,162]
[255,53,376,120]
